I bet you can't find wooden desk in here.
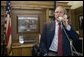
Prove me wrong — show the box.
[11,43,34,56]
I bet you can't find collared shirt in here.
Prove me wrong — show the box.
[49,20,71,52]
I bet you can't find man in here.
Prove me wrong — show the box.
[39,6,80,56]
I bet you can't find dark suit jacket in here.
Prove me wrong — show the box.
[39,21,80,56]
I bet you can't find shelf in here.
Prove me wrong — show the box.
[12,43,35,48]
[1,13,6,16]
[49,16,54,17]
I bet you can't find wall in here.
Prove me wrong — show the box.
[71,6,83,38]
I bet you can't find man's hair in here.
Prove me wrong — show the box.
[55,5,67,15]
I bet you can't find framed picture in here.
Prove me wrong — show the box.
[49,9,54,16]
[17,15,39,33]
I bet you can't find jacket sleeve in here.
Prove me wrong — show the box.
[64,25,81,52]
[39,24,48,56]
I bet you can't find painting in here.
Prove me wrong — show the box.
[17,15,39,33]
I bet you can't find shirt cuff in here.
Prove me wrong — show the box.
[44,53,48,56]
[66,25,71,31]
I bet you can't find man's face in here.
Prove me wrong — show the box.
[54,6,64,20]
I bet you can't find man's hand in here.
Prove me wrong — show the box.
[62,18,69,27]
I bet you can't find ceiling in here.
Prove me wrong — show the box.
[56,1,83,9]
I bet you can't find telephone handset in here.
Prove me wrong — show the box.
[58,14,67,22]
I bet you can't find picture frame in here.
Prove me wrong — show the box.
[49,9,54,16]
[17,15,39,33]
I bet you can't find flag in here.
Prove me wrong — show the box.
[5,1,12,53]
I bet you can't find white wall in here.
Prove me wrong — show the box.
[57,1,83,9]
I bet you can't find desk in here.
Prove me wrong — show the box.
[11,43,34,56]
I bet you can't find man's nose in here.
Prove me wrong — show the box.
[57,13,61,16]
